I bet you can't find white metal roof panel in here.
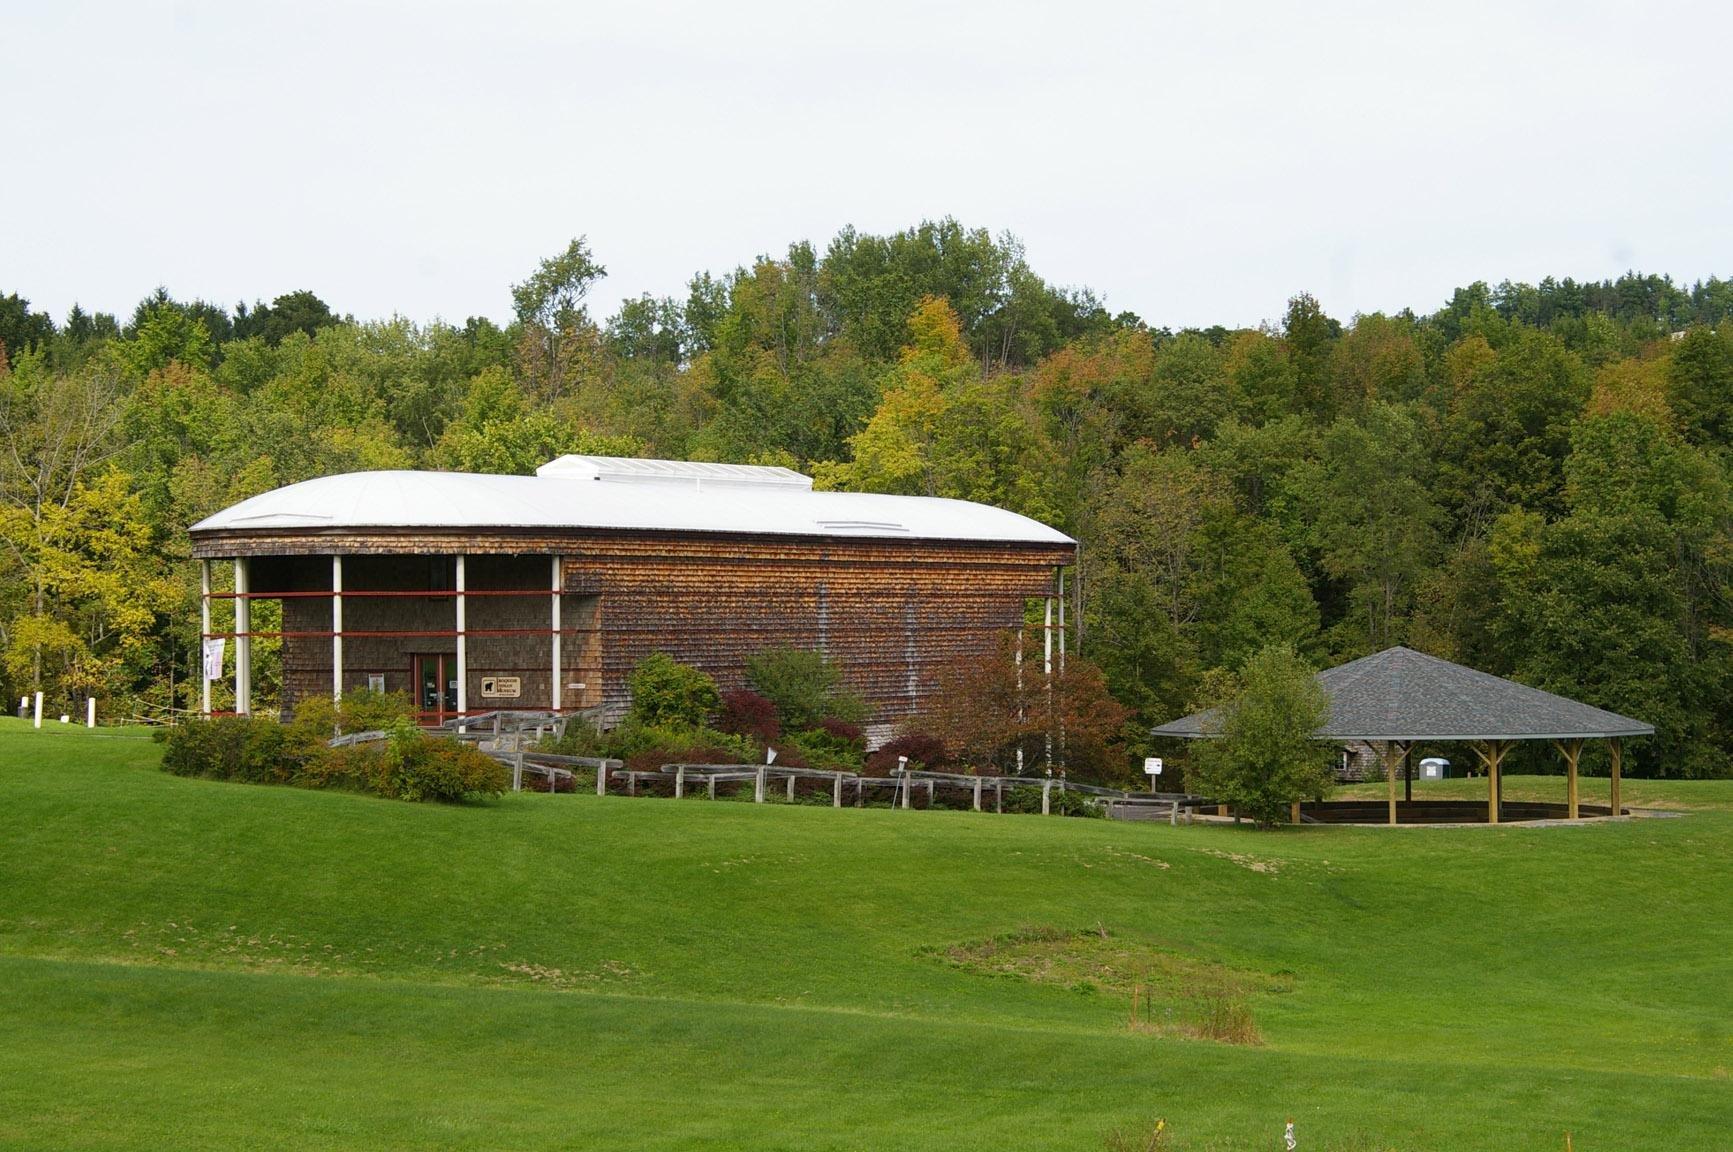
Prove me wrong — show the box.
[189,465,1074,546]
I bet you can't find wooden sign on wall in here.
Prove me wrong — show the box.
[480,676,522,699]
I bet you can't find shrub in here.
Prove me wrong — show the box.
[816,717,864,748]
[338,687,414,732]
[1000,784,1105,818]
[627,653,721,728]
[745,648,867,731]
[623,741,751,775]
[161,717,288,784]
[161,715,505,803]
[865,732,948,776]
[717,688,780,744]
[375,723,509,802]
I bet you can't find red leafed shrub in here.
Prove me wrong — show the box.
[770,742,810,769]
[864,732,949,776]
[717,688,780,744]
[816,717,865,749]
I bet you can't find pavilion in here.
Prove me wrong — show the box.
[1152,646,1654,824]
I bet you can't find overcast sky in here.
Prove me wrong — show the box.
[5,1,1730,333]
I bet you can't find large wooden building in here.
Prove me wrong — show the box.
[189,455,1077,735]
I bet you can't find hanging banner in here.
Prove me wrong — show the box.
[202,637,226,682]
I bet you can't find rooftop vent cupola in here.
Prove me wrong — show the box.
[535,455,813,492]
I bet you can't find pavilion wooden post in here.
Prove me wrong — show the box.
[1554,739,1584,820]
[1609,737,1623,816]
[1475,740,1509,824]
[1383,742,1409,826]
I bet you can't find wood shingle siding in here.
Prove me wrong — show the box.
[205,529,1072,727]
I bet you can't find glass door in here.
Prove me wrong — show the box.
[413,653,459,724]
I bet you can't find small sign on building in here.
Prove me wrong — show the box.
[480,675,522,699]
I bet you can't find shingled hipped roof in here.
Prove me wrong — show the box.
[1152,646,1654,742]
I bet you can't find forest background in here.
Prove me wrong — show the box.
[5,218,1732,778]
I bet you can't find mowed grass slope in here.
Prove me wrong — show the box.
[1,718,1729,1150]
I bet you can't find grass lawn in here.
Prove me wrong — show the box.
[1,717,1729,1150]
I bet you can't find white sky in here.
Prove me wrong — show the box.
[5,0,1730,332]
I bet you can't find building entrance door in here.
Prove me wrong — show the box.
[413,653,459,724]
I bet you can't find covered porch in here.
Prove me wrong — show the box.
[198,552,601,723]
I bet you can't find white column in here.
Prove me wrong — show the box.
[1043,593,1054,770]
[1043,595,1053,676]
[550,554,562,712]
[1046,568,1060,675]
[87,696,96,728]
[454,554,467,724]
[331,554,344,702]
[200,559,212,717]
[234,557,252,716]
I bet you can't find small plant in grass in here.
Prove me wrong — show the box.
[1103,1117,1169,1152]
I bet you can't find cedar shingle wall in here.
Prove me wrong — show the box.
[217,530,1071,726]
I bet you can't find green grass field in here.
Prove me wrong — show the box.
[2,717,1729,1150]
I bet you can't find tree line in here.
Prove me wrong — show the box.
[3,220,1731,777]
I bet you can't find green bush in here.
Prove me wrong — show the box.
[627,653,721,728]
[161,717,288,784]
[745,648,867,731]
[338,688,414,732]
[783,729,864,772]
[160,716,506,803]
[375,723,508,802]
[999,783,1105,818]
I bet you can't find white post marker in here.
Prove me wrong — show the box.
[1144,756,1164,793]
[86,698,96,728]
[33,691,43,729]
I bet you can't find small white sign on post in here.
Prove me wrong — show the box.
[1144,757,1164,793]
[765,746,778,765]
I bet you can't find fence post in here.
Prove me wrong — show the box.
[1042,779,1052,815]
[675,766,685,799]
[755,766,766,803]
[596,763,607,797]
[833,772,843,808]
[973,777,982,812]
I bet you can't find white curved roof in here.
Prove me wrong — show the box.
[189,458,1074,547]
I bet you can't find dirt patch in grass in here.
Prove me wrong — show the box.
[928,926,1289,1045]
